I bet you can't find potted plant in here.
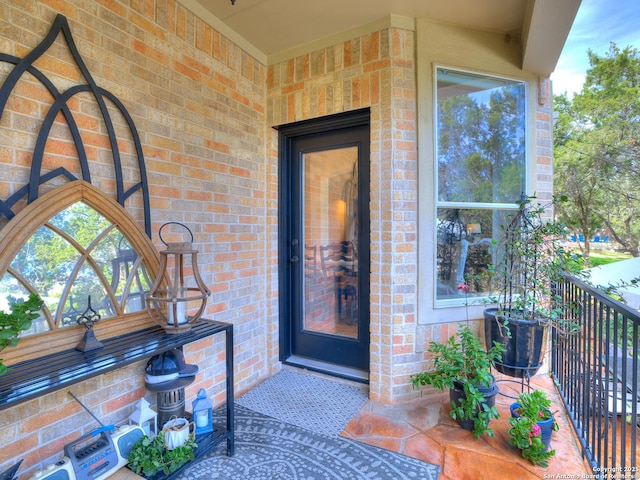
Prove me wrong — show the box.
[0,293,44,375]
[410,324,505,438]
[127,430,197,479]
[508,389,559,467]
[483,195,580,378]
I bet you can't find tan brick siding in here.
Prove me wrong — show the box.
[0,0,554,475]
[267,27,418,403]
[0,0,273,475]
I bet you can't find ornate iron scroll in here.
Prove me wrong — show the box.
[0,14,151,237]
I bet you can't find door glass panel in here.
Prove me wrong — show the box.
[303,147,358,339]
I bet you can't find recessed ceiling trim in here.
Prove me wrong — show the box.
[178,0,267,64]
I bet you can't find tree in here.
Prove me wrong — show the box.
[554,95,605,266]
[554,43,640,258]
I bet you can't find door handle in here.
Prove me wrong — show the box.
[289,255,300,263]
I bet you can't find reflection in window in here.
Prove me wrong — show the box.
[1,202,151,335]
[435,68,526,304]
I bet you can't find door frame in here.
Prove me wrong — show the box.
[276,108,370,382]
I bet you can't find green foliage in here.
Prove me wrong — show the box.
[11,202,127,320]
[485,195,582,335]
[554,43,640,259]
[410,325,504,438]
[437,75,525,204]
[513,390,554,421]
[0,293,44,375]
[127,431,197,478]
[508,389,559,467]
[587,251,633,268]
[508,416,556,467]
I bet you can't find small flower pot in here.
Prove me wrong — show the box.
[510,402,554,451]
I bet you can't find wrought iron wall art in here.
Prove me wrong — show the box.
[0,14,151,237]
[0,14,161,342]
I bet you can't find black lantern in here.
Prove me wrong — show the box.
[146,223,210,334]
[75,296,104,352]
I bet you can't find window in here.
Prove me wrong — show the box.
[2,201,152,335]
[435,68,526,304]
[0,181,160,364]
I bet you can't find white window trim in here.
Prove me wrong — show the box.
[431,64,530,310]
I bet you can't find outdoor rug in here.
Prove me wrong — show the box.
[175,405,441,480]
[236,369,368,437]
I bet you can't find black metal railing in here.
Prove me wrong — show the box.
[552,274,639,477]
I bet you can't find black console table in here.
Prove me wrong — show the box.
[0,319,235,458]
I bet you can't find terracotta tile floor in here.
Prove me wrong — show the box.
[342,373,593,480]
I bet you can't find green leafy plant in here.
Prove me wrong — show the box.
[508,390,559,467]
[508,416,555,467]
[486,195,582,335]
[410,325,505,438]
[127,431,197,478]
[0,293,44,375]
[512,390,554,421]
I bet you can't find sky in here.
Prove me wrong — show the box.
[550,0,640,98]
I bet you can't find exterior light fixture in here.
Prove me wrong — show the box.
[192,388,213,435]
[146,223,210,334]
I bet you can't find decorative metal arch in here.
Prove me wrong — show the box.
[0,14,151,237]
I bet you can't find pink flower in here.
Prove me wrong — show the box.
[457,283,470,293]
[538,411,545,418]
[529,424,541,438]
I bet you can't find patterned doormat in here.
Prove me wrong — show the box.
[175,405,440,480]
[236,369,368,437]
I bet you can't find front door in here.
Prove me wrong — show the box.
[278,110,370,382]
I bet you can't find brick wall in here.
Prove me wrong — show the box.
[0,0,555,475]
[267,27,418,403]
[0,0,274,475]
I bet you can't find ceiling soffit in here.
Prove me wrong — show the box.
[179,0,580,75]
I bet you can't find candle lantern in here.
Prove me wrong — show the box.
[146,223,210,334]
[192,388,213,435]
[128,398,158,438]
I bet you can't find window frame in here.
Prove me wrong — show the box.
[0,181,161,365]
[433,65,529,308]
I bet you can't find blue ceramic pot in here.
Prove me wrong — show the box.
[510,402,554,451]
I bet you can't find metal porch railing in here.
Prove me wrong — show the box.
[552,274,639,477]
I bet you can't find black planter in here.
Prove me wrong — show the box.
[510,403,554,451]
[484,308,548,379]
[449,376,499,431]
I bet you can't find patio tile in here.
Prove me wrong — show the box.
[342,372,593,479]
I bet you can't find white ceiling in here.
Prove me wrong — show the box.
[180,0,581,74]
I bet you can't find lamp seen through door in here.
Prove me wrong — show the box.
[146,223,210,334]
